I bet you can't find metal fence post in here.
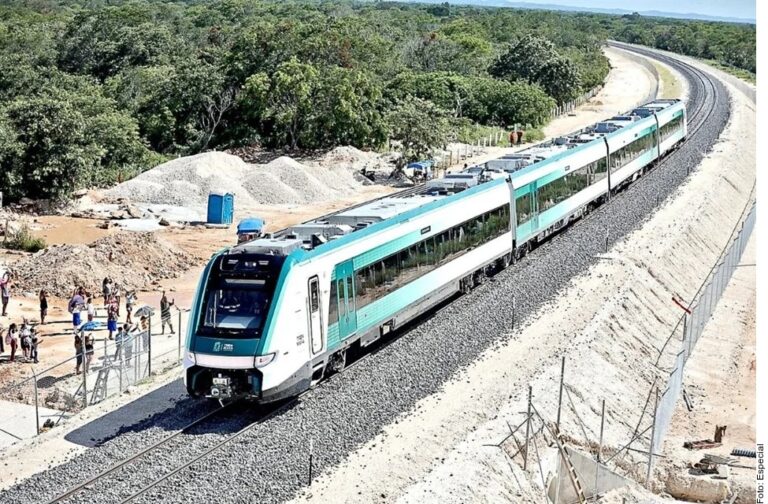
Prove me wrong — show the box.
[646,388,659,488]
[118,338,123,393]
[148,315,152,375]
[556,356,566,434]
[524,385,532,470]
[81,343,88,409]
[32,368,40,435]
[178,309,183,363]
[594,398,605,501]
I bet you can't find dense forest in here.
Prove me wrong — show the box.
[0,0,755,201]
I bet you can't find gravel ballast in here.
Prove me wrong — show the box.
[0,49,730,504]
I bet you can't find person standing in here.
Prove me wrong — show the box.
[102,277,112,307]
[6,323,19,362]
[84,333,94,372]
[39,290,48,324]
[29,325,39,364]
[69,288,85,329]
[114,324,132,365]
[160,291,175,335]
[1,271,11,317]
[114,284,121,317]
[107,297,119,340]
[86,297,96,322]
[74,332,83,374]
[20,320,31,360]
[125,290,136,325]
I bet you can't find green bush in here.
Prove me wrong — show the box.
[3,223,47,253]
[522,128,546,143]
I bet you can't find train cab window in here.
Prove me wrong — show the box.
[309,278,320,313]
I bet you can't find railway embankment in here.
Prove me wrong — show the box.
[289,52,753,504]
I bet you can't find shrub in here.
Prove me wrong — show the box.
[3,223,47,253]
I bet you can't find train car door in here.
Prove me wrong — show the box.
[308,276,323,355]
[531,181,540,232]
[336,261,357,340]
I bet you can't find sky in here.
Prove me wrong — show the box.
[515,0,756,21]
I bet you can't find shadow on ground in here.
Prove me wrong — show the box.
[64,379,198,448]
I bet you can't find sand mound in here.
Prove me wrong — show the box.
[104,149,394,210]
[12,232,195,298]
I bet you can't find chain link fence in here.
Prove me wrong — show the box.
[484,195,756,501]
[0,307,191,439]
[652,201,755,452]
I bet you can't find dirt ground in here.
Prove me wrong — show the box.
[659,233,756,503]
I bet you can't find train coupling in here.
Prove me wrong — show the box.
[208,374,234,400]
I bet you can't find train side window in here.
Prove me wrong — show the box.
[516,193,531,224]
[338,279,346,317]
[346,277,354,310]
[328,280,339,325]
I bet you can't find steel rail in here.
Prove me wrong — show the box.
[46,401,239,504]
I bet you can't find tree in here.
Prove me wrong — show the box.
[241,58,318,150]
[490,35,558,83]
[386,96,451,162]
[536,57,581,104]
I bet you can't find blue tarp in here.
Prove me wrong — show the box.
[237,218,265,234]
[77,320,104,331]
[407,160,434,171]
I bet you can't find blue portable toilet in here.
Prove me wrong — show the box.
[207,192,234,224]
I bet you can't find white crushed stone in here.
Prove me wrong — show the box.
[105,147,393,210]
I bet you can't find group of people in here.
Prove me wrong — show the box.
[1,268,178,374]
[69,280,175,374]
[1,319,40,363]
[1,270,40,363]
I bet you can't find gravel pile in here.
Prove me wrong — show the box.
[105,148,392,210]
[11,232,196,298]
[0,54,730,504]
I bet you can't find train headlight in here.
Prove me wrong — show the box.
[186,351,196,365]
[254,353,276,368]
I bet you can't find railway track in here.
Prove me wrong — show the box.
[1,47,731,504]
[607,41,720,138]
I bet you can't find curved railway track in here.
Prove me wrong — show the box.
[1,46,731,504]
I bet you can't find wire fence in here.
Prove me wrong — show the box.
[651,200,755,453]
[485,196,756,502]
[0,307,191,439]
[549,85,604,119]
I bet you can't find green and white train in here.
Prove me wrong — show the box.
[184,99,686,402]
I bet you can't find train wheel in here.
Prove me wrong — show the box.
[472,269,485,287]
[460,275,473,294]
[327,349,346,375]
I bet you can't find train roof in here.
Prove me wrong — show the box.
[231,98,683,258]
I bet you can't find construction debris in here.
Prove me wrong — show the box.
[730,448,756,458]
[11,232,196,298]
[684,440,723,450]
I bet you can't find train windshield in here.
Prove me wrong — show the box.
[198,254,284,338]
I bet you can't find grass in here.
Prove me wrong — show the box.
[702,59,756,84]
[653,61,684,99]
[3,223,47,253]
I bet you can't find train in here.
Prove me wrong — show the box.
[184,99,686,402]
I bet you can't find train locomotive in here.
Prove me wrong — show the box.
[184,99,686,402]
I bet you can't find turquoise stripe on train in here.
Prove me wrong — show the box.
[326,263,449,350]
